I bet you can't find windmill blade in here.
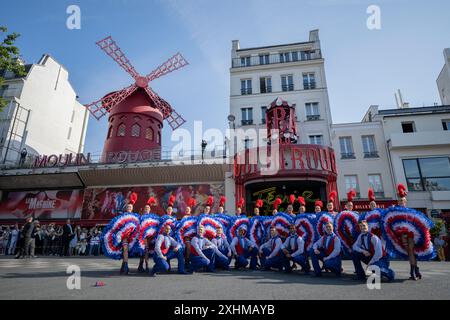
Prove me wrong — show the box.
[143,86,186,130]
[84,84,138,120]
[96,36,140,80]
[145,52,189,82]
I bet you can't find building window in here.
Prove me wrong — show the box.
[368,174,384,197]
[403,157,450,191]
[156,132,161,144]
[241,108,253,125]
[240,56,250,67]
[401,121,415,133]
[362,135,378,158]
[107,126,113,139]
[117,123,126,137]
[260,77,272,93]
[309,135,323,145]
[339,137,355,159]
[305,102,320,120]
[292,51,299,61]
[344,175,360,197]
[442,119,450,131]
[70,110,75,123]
[279,52,291,63]
[131,123,141,137]
[241,79,252,95]
[145,127,154,141]
[303,73,316,89]
[259,54,269,65]
[301,51,312,60]
[261,106,267,124]
[67,127,72,140]
[0,85,8,96]
[281,75,294,91]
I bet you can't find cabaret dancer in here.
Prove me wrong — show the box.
[230,227,258,270]
[150,224,187,276]
[189,225,216,272]
[259,226,285,271]
[345,190,356,212]
[287,194,296,217]
[117,195,138,275]
[309,221,342,277]
[184,198,196,217]
[203,195,214,215]
[218,196,226,214]
[272,198,282,215]
[298,196,306,213]
[236,198,245,216]
[166,194,176,217]
[351,220,395,282]
[368,188,377,211]
[314,200,323,214]
[254,199,263,216]
[397,184,422,280]
[327,191,338,217]
[211,226,231,270]
[137,197,157,273]
[282,224,310,273]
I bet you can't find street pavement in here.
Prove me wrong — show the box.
[0,256,449,300]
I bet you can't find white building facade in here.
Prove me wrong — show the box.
[437,48,450,105]
[0,54,89,166]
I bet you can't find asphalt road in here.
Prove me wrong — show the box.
[0,256,449,300]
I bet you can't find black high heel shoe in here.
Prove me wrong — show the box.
[409,265,416,280]
[415,266,422,280]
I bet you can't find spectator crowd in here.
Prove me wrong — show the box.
[0,218,104,258]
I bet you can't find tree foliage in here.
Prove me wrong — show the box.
[0,26,26,110]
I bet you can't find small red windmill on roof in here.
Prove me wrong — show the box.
[84,36,188,162]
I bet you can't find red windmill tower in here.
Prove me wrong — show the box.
[84,36,188,162]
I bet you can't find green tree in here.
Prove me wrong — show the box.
[0,26,26,111]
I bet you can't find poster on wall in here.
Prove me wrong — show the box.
[81,184,225,220]
[0,190,84,220]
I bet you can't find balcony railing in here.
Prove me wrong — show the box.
[303,82,316,90]
[282,84,294,91]
[306,115,321,121]
[341,152,355,159]
[241,119,253,126]
[240,88,252,95]
[232,50,322,68]
[364,151,379,158]
[260,86,272,93]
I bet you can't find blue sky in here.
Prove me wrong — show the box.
[2,0,449,156]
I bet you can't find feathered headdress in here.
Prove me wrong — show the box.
[219,196,226,207]
[347,190,356,202]
[206,195,214,207]
[298,196,306,206]
[237,197,245,209]
[368,188,375,202]
[314,199,323,208]
[328,190,337,203]
[129,192,138,205]
[289,194,296,205]
[168,194,175,207]
[273,198,282,210]
[147,196,157,206]
[397,183,407,198]
[187,198,196,208]
[255,199,263,208]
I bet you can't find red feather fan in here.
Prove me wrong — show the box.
[237,197,245,209]
[289,194,296,205]
[147,196,157,206]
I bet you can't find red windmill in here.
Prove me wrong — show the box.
[84,36,188,162]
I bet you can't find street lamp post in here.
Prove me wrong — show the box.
[201,140,207,161]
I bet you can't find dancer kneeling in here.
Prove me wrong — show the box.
[211,226,232,270]
[230,227,258,270]
[150,225,187,276]
[309,222,342,277]
[259,227,285,271]
[351,220,395,282]
[282,224,311,273]
[189,225,216,272]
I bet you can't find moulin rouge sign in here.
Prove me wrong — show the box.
[33,153,92,168]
